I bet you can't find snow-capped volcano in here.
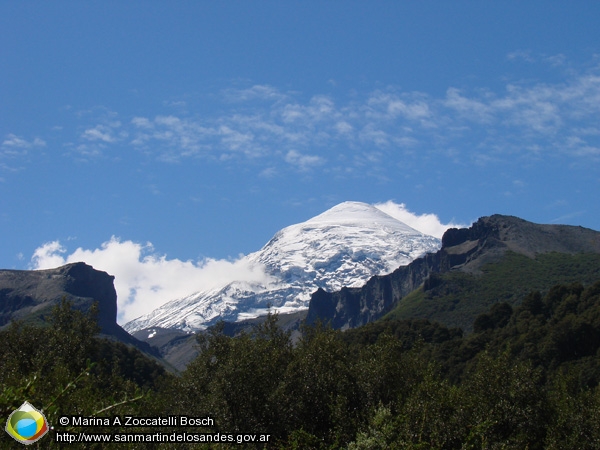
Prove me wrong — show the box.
[124,202,440,333]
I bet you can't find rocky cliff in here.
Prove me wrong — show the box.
[306,215,600,330]
[0,262,157,355]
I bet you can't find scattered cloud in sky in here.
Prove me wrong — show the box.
[549,210,586,224]
[3,58,596,178]
[23,59,596,175]
[30,237,273,324]
[1,134,46,165]
[81,123,124,143]
[1,134,46,150]
[31,241,68,269]
[0,134,47,171]
[223,84,288,103]
[507,50,567,67]
[506,49,537,63]
[284,149,325,171]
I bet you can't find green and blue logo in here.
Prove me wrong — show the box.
[5,402,49,445]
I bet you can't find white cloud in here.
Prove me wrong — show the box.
[30,237,273,325]
[334,121,353,136]
[130,115,217,161]
[218,125,256,155]
[1,134,46,155]
[259,166,278,178]
[31,241,68,269]
[444,88,493,123]
[374,201,467,239]
[506,50,536,63]
[131,117,153,129]
[284,149,325,171]
[545,53,566,67]
[3,135,46,148]
[281,95,337,124]
[359,124,391,147]
[82,125,118,143]
[74,144,103,158]
[223,84,288,103]
[367,91,432,121]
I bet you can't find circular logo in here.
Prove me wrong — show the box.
[5,402,49,445]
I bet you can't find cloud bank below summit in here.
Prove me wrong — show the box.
[31,239,274,325]
[30,202,464,324]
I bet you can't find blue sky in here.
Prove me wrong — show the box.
[2,2,599,321]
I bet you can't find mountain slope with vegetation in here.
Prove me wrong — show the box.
[386,250,600,332]
[3,280,600,448]
[307,214,600,331]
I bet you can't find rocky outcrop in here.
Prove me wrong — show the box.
[0,262,115,329]
[306,215,600,330]
[0,262,158,356]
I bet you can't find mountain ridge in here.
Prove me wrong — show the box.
[306,214,600,330]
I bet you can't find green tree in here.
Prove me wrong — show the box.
[545,373,600,449]
[173,313,293,440]
[461,351,548,449]
[276,323,361,447]
[0,299,151,449]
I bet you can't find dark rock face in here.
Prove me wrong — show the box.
[306,253,441,330]
[306,215,600,330]
[61,262,118,327]
[0,262,158,356]
[0,262,116,330]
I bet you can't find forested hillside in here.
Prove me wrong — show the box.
[386,251,600,332]
[2,280,600,448]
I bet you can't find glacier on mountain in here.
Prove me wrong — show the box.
[124,201,440,333]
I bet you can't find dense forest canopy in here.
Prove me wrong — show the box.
[2,281,600,448]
